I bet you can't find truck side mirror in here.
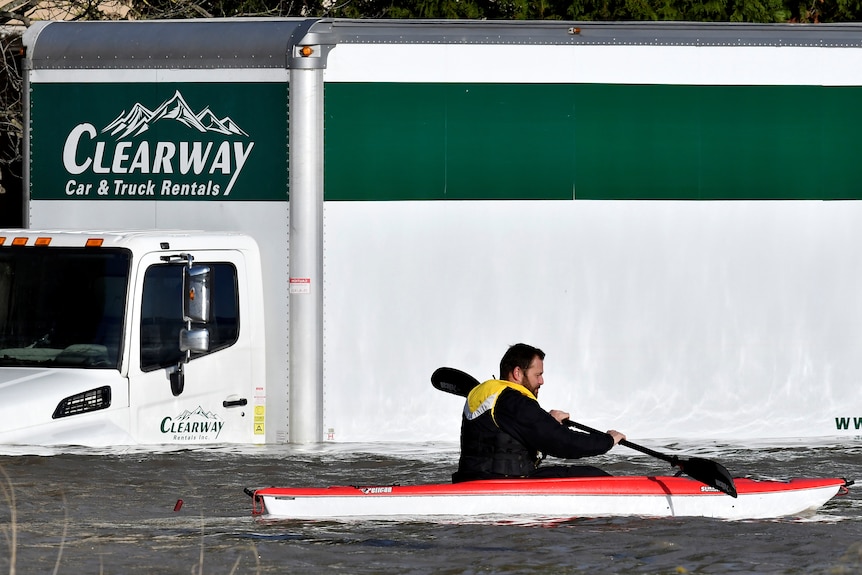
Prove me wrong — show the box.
[172,263,212,397]
[179,327,210,353]
[183,265,212,323]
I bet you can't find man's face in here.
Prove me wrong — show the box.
[514,356,544,396]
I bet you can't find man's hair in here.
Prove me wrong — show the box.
[499,343,545,380]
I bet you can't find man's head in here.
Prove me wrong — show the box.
[500,343,545,396]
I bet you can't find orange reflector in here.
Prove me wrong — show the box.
[300,46,314,57]
[85,238,104,247]
[12,237,27,246]
[0,237,5,246]
[34,237,51,246]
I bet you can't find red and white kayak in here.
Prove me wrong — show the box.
[250,476,851,521]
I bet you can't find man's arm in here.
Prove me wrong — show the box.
[551,409,626,445]
[494,389,614,459]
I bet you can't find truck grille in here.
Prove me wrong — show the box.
[52,386,112,419]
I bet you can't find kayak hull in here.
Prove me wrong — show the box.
[250,476,850,521]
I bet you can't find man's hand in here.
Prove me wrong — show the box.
[607,430,626,445]
[549,409,570,424]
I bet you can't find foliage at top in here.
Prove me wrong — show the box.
[1,0,862,23]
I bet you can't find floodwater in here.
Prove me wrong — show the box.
[0,440,860,574]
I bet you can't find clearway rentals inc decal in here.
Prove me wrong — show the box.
[161,406,225,442]
[30,83,287,201]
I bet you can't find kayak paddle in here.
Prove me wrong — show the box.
[431,366,738,498]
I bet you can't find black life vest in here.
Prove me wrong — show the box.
[455,379,540,481]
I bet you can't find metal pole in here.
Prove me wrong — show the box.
[287,59,324,443]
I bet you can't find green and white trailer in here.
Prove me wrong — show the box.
[4,18,862,447]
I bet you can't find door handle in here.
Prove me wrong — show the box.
[223,398,248,408]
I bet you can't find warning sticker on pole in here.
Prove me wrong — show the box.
[289,277,311,294]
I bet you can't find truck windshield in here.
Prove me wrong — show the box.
[0,247,130,369]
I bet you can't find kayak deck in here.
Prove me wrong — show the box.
[250,476,851,521]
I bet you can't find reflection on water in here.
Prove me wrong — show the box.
[0,440,860,574]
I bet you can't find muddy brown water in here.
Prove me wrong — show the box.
[0,441,860,574]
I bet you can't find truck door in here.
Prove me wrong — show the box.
[128,250,254,444]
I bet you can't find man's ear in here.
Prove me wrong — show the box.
[511,366,522,383]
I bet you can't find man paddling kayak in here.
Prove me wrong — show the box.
[453,343,626,483]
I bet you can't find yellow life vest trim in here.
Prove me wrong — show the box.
[463,379,537,426]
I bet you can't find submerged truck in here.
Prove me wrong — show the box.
[4,19,862,447]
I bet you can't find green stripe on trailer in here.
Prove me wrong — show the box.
[29,80,862,203]
[324,82,862,201]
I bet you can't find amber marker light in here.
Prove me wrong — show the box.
[86,238,104,247]
[12,237,27,246]
[34,237,52,247]
[300,46,314,57]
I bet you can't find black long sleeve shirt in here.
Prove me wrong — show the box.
[492,387,614,459]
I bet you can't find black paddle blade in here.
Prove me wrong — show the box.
[430,367,480,397]
[676,457,738,498]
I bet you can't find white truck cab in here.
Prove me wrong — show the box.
[0,230,266,446]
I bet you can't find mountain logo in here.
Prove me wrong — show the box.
[61,89,255,198]
[160,405,225,440]
[103,90,248,139]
